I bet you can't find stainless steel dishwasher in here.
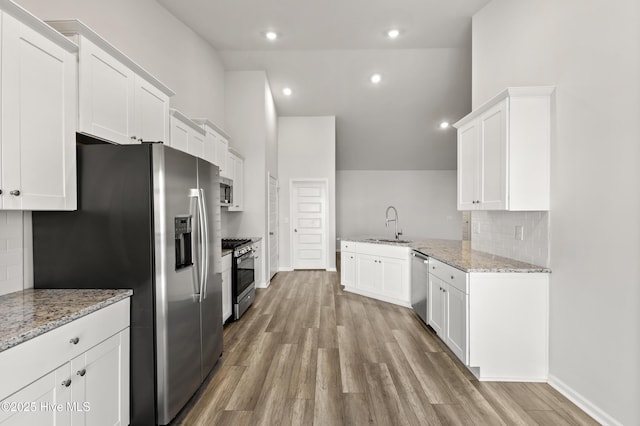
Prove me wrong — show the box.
[411,250,429,324]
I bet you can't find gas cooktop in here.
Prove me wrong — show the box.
[221,238,252,250]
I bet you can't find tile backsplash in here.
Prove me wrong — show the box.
[0,211,24,296]
[471,210,549,267]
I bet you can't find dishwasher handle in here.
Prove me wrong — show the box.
[411,250,429,262]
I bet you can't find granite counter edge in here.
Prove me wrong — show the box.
[0,289,133,353]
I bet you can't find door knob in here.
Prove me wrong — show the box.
[294,229,297,233]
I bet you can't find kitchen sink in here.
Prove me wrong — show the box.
[366,238,412,244]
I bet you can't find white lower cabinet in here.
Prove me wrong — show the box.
[428,257,549,381]
[428,269,468,364]
[222,253,232,323]
[0,299,130,425]
[252,240,263,287]
[340,241,410,307]
[340,249,356,288]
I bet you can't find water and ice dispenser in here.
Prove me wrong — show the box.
[175,216,193,270]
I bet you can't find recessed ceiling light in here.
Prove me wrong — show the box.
[283,87,292,96]
[387,29,400,39]
[265,31,278,41]
[370,74,382,84]
[440,121,450,129]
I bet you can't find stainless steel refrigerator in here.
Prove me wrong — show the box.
[32,142,223,426]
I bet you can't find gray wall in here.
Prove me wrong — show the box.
[337,170,462,242]
[474,1,640,424]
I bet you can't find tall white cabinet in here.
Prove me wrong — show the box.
[454,86,554,211]
[0,3,78,210]
[47,20,174,146]
[227,150,244,212]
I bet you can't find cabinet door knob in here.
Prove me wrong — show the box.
[61,379,72,387]
[69,337,80,345]
[130,135,137,140]
[451,275,454,280]
[9,190,20,196]
[0,190,3,194]
[77,369,86,377]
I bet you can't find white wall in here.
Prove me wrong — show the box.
[474,1,640,424]
[15,0,226,123]
[337,171,462,241]
[223,71,278,285]
[278,117,336,271]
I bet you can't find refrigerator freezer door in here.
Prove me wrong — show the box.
[153,145,203,425]
[197,159,223,380]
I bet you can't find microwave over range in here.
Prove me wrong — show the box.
[220,177,233,206]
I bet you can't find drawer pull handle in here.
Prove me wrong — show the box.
[9,190,20,196]
[77,369,86,377]
[62,379,71,387]
[69,337,80,345]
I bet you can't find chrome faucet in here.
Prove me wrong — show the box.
[385,205,402,240]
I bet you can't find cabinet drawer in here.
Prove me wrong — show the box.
[340,240,356,252]
[429,258,468,294]
[356,242,409,259]
[0,298,130,399]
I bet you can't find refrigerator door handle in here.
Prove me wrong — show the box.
[195,190,207,303]
[199,188,210,300]
[189,188,205,301]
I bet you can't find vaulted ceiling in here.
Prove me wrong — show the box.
[157,0,491,170]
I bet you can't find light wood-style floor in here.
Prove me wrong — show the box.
[177,270,598,425]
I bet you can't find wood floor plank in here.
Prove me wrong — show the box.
[343,393,374,425]
[427,351,506,425]
[335,295,353,327]
[381,342,442,425]
[280,398,315,426]
[348,297,383,363]
[314,348,344,425]
[433,404,474,425]
[288,328,319,400]
[362,362,411,425]
[225,331,282,411]
[527,409,574,426]
[472,381,539,425]
[337,325,366,393]
[392,329,456,404]
[251,343,297,426]
[178,365,246,425]
[523,383,600,426]
[500,382,553,411]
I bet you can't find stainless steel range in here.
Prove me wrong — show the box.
[222,239,256,320]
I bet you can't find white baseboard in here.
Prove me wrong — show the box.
[326,267,337,272]
[255,280,270,289]
[548,374,622,426]
[343,286,411,308]
[278,267,294,272]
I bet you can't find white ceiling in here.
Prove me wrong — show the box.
[157,0,490,170]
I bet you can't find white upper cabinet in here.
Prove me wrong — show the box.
[192,119,230,175]
[169,109,206,158]
[47,20,174,145]
[0,4,78,210]
[227,149,244,211]
[454,87,554,211]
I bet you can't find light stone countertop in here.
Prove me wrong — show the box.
[0,288,133,353]
[222,248,232,257]
[341,237,550,273]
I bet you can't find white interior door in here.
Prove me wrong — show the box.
[268,175,278,280]
[291,180,327,270]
